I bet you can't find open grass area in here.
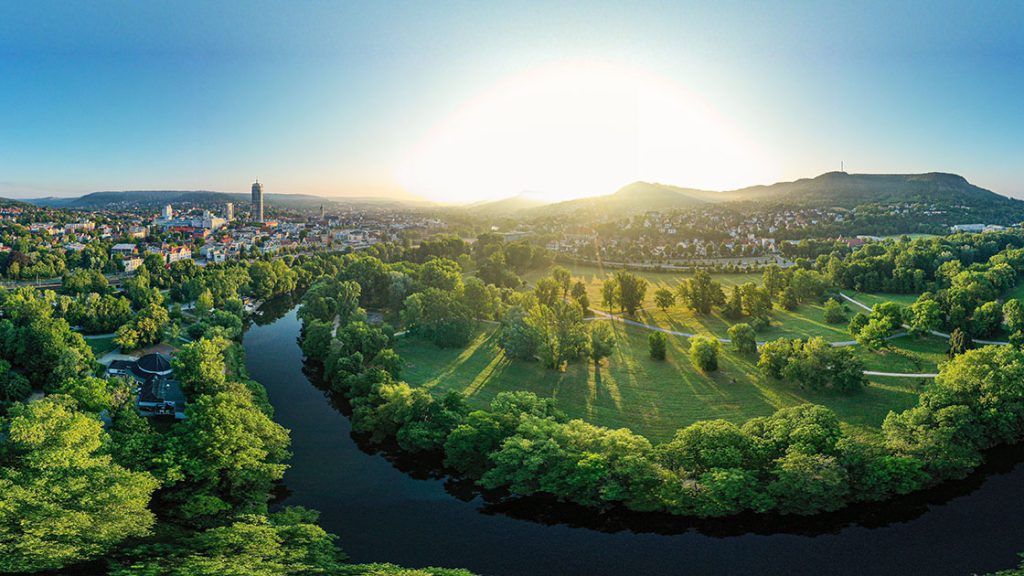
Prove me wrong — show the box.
[1003,281,1024,303]
[396,322,927,442]
[86,335,119,356]
[845,291,921,309]
[855,335,947,373]
[528,263,860,342]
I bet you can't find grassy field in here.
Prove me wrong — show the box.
[846,291,921,309]
[527,263,860,341]
[396,322,929,442]
[1003,281,1024,303]
[86,335,119,356]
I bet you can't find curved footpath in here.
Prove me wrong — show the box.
[838,292,1010,346]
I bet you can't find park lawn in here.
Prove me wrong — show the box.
[854,335,948,374]
[86,335,119,356]
[525,263,759,297]
[396,322,922,442]
[1002,281,1024,303]
[535,264,858,342]
[634,302,853,342]
[846,291,921,309]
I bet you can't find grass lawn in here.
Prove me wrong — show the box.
[86,335,119,356]
[528,263,859,342]
[1003,281,1024,303]
[855,335,948,373]
[846,291,921,309]
[396,322,925,442]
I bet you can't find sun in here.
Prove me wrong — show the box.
[396,61,778,204]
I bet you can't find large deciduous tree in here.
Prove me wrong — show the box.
[0,397,158,572]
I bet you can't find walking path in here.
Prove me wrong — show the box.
[838,292,1010,346]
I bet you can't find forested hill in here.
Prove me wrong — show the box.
[721,172,1016,208]
[524,172,1024,222]
[522,181,720,218]
[19,190,433,211]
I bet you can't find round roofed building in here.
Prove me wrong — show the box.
[132,353,173,379]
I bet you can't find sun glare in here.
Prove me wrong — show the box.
[397,62,778,204]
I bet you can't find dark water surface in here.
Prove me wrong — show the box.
[244,305,1024,576]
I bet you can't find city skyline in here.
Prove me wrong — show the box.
[1,1,1022,202]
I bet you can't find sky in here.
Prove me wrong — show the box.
[0,1,1022,203]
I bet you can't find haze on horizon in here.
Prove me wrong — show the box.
[1,1,1022,202]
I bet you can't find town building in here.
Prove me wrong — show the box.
[251,179,264,222]
[107,353,186,420]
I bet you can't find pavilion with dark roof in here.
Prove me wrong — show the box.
[107,352,187,420]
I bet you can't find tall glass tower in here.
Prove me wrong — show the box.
[251,179,264,222]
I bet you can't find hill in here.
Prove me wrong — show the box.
[720,172,1013,208]
[464,192,551,215]
[525,181,719,218]
[22,190,420,211]
[524,172,1021,220]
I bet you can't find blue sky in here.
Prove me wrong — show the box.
[0,1,1022,200]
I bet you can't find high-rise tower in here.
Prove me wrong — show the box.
[225,202,234,221]
[251,179,264,223]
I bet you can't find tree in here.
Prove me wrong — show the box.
[0,359,31,404]
[740,282,772,322]
[1004,299,1024,334]
[0,398,158,572]
[173,338,228,396]
[648,331,667,361]
[757,338,796,379]
[823,298,847,324]
[195,288,215,318]
[528,301,590,369]
[908,297,942,336]
[767,450,850,514]
[614,271,648,315]
[728,323,757,355]
[551,266,571,298]
[853,303,903,350]
[654,288,676,311]
[948,328,971,357]
[722,285,744,319]
[498,305,541,360]
[463,277,496,320]
[533,277,561,308]
[601,278,618,311]
[781,337,865,392]
[972,300,1003,337]
[420,258,463,292]
[570,281,590,312]
[780,286,798,310]
[589,322,615,365]
[849,312,870,337]
[401,288,473,348]
[658,419,755,473]
[676,270,724,315]
[689,335,719,372]
[168,388,291,526]
[762,265,786,299]
[110,508,346,576]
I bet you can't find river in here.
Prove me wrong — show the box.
[244,303,1024,576]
